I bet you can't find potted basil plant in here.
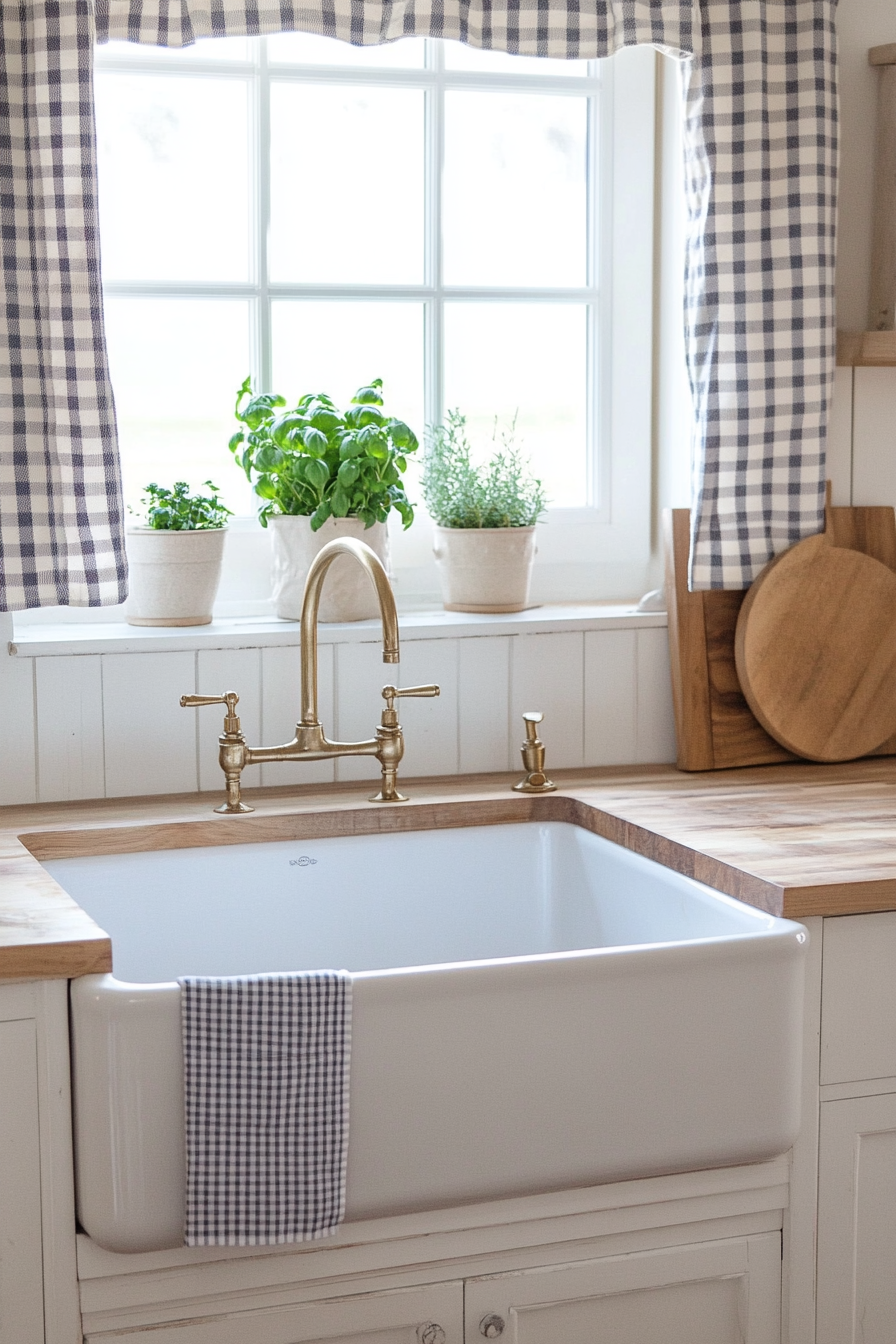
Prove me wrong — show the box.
[421,411,548,612]
[126,481,232,627]
[230,377,418,621]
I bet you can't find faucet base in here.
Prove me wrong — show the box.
[513,774,557,794]
[214,800,255,814]
[368,789,409,803]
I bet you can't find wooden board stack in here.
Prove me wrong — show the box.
[663,505,896,771]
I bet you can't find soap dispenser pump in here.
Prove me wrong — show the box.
[512,711,557,793]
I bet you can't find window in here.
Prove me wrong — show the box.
[92,35,657,609]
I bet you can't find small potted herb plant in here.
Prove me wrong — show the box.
[126,481,232,627]
[421,410,547,612]
[230,377,418,621]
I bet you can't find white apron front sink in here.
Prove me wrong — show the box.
[53,820,807,1253]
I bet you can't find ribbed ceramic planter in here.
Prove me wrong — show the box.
[433,526,537,613]
[125,528,227,627]
[269,515,391,622]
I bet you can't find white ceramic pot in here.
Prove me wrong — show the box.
[125,528,227,627]
[433,526,537,613]
[269,515,391,622]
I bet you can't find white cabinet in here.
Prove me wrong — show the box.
[803,912,896,1344]
[83,1282,464,1344]
[465,1235,782,1344]
[0,1017,44,1344]
[817,1092,896,1344]
[0,981,80,1344]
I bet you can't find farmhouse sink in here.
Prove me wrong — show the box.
[55,820,807,1253]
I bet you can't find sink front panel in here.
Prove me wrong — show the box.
[59,821,807,1254]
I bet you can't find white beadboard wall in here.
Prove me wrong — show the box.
[0,618,678,806]
[3,368,892,810]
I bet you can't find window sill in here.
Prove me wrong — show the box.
[9,603,667,658]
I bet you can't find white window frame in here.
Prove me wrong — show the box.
[17,38,657,627]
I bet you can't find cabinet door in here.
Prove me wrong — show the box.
[83,1281,463,1344]
[817,1091,896,1344]
[465,1234,781,1344]
[0,1018,44,1344]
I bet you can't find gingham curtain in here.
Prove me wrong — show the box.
[0,3,837,608]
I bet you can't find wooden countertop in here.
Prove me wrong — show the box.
[7,756,896,981]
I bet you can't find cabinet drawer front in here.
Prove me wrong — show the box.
[83,1282,463,1344]
[465,1234,781,1344]
[821,913,896,1084]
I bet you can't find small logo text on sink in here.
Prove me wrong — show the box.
[289,856,318,867]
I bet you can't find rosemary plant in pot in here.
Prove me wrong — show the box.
[126,482,232,627]
[422,411,547,612]
[230,378,418,621]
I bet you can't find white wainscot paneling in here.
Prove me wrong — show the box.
[259,644,335,788]
[459,636,512,774]
[0,618,36,806]
[584,629,637,766]
[635,627,677,764]
[827,366,854,504]
[195,649,262,793]
[35,655,104,803]
[851,367,896,507]
[102,651,197,797]
[511,632,584,769]
[334,640,391,783]
[334,638,458,783]
[393,638,458,780]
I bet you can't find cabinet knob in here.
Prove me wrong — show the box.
[417,1324,446,1344]
[480,1315,506,1339]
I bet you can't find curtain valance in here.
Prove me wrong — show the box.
[0,0,837,608]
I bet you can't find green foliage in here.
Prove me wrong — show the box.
[136,481,232,531]
[229,376,419,531]
[421,410,548,529]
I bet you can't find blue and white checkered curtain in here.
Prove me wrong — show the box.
[0,1,836,607]
[0,2,126,611]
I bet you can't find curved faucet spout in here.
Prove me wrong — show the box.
[300,538,400,727]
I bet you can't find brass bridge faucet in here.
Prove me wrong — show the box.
[181,538,439,814]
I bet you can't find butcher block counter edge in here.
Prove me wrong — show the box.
[6,756,896,980]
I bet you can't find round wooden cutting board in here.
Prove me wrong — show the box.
[734,532,896,761]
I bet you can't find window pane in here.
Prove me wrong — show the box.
[270,85,425,284]
[443,91,587,287]
[443,304,587,508]
[99,36,251,61]
[443,40,589,76]
[271,301,424,442]
[95,73,250,283]
[268,32,425,67]
[104,299,254,516]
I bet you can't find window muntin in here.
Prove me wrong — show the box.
[95,37,604,526]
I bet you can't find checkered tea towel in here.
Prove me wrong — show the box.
[179,971,352,1246]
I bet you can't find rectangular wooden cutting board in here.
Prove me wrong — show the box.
[664,507,896,771]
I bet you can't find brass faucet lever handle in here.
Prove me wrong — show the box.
[180,691,253,814]
[381,684,441,712]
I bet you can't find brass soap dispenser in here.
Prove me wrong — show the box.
[512,711,556,794]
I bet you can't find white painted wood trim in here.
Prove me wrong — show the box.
[10,606,667,659]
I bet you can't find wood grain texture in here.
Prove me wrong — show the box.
[665,506,896,771]
[663,509,713,770]
[10,759,896,971]
[734,534,896,761]
[837,330,896,366]
[664,509,794,771]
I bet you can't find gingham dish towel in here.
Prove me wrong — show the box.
[179,971,352,1246]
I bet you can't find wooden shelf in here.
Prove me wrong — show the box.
[837,330,896,367]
